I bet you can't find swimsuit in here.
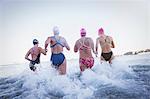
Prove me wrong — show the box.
[50,36,64,48]
[50,36,65,69]
[101,36,113,61]
[79,38,91,51]
[50,53,65,69]
[79,57,94,69]
[79,38,94,70]
[101,51,113,61]
[29,48,40,71]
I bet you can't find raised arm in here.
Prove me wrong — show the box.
[39,47,47,55]
[45,37,50,50]
[25,49,32,61]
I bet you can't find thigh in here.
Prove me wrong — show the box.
[109,55,114,64]
[58,59,66,75]
[101,56,106,61]
[80,63,88,72]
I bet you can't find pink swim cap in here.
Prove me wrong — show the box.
[80,28,86,37]
[98,28,104,36]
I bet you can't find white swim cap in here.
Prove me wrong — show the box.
[53,26,59,35]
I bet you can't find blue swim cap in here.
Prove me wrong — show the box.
[53,26,59,35]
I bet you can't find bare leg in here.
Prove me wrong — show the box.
[58,59,66,75]
[80,63,88,72]
[100,56,105,64]
[109,55,114,64]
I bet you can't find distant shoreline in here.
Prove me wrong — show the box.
[124,49,150,55]
[0,50,150,66]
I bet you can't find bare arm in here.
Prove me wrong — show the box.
[110,37,115,48]
[95,38,99,54]
[90,38,95,54]
[111,40,115,48]
[45,37,50,50]
[25,49,32,61]
[74,40,79,53]
[39,47,47,55]
[63,38,70,51]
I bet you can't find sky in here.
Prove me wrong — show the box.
[0,0,150,65]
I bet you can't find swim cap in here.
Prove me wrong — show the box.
[80,28,86,37]
[53,26,59,35]
[98,28,104,36]
[33,39,39,45]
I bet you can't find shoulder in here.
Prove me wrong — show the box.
[28,48,33,53]
[38,47,42,50]
[38,47,44,53]
[49,36,54,39]
[86,37,93,41]
[47,36,51,39]
[108,36,113,40]
[46,37,51,41]
[86,37,91,39]
[60,36,65,40]
[74,39,81,48]
[75,39,80,44]
[30,47,34,51]
[59,36,67,42]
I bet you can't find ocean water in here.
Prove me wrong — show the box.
[0,53,150,99]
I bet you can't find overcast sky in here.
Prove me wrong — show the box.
[0,0,150,65]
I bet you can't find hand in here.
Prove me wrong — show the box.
[95,51,98,57]
[45,49,48,52]
[31,60,36,65]
[95,54,98,57]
